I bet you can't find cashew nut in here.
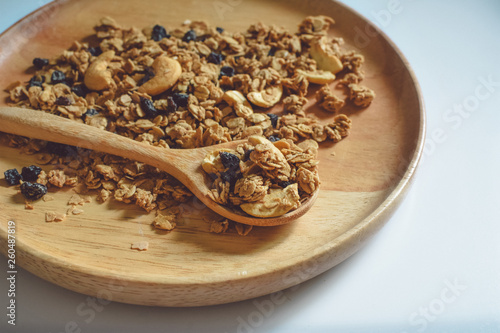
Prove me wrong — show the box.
[240,183,301,217]
[84,50,115,91]
[247,85,283,108]
[138,56,182,96]
[296,69,336,84]
[309,37,343,74]
[223,90,254,118]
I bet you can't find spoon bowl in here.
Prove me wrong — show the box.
[0,106,317,226]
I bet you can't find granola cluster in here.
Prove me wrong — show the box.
[3,15,375,229]
[203,136,320,217]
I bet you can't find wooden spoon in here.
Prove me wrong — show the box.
[0,107,318,226]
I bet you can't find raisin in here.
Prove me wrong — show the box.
[138,68,155,86]
[243,149,254,161]
[140,97,158,118]
[4,169,22,186]
[167,96,178,113]
[28,75,44,88]
[21,165,42,182]
[267,113,279,128]
[277,180,293,188]
[83,108,99,120]
[216,27,224,33]
[220,170,235,183]
[219,66,235,78]
[268,135,280,142]
[71,84,88,97]
[172,93,189,108]
[87,47,102,57]
[182,30,197,42]
[219,151,240,170]
[152,24,170,41]
[46,142,78,157]
[51,70,66,84]
[20,182,47,201]
[33,57,49,69]
[207,52,225,65]
[56,96,71,106]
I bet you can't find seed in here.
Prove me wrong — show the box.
[207,52,225,65]
[216,27,224,33]
[268,135,280,142]
[268,48,276,56]
[21,165,42,182]
[172,93,189,108]
[152,24,170,41]
[182,30,197,42]
[33,58,49,69]
[140,97,158,118]
[267,113,279,128]
[3,169,22,186]
[219,66,235,78]
[51,70,66,84]
[20,181,48,201]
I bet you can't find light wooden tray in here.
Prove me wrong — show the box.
[0,0,424,306]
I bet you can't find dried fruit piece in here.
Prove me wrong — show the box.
[33,58,49,69]
[140,97,158,118]
[28,75,44,88]
[182,29,197,42]
[207,52,225,65]
[21,165,42,182]
[172,93,189,108]
[4,169,22,186]
[87,46,102,57]
[151,24,170,41]
[46,142,78,157]
[219,66,235,78]
[51,70,66,84]
[219,151,240,170]
[20,181,48,200]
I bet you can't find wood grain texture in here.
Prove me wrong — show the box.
[0,0,425,306]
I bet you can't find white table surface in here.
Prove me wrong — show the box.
[1,0,499,332]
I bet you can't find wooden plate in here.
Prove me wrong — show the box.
[0,0,424,306]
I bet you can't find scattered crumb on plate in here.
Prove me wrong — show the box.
[131,241,149,251]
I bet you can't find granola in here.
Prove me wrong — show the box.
[3,15,375,229]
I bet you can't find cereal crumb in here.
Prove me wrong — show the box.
[208,219,229,234]
[68,193,85,206]
[131,241,149,251]
[42,195,55,202]
[45,211,66,222]
[25,202,34,210]
[152,210,177,231]
[235,223,253,236]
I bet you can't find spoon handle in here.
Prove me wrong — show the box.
[0,106,187,178]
